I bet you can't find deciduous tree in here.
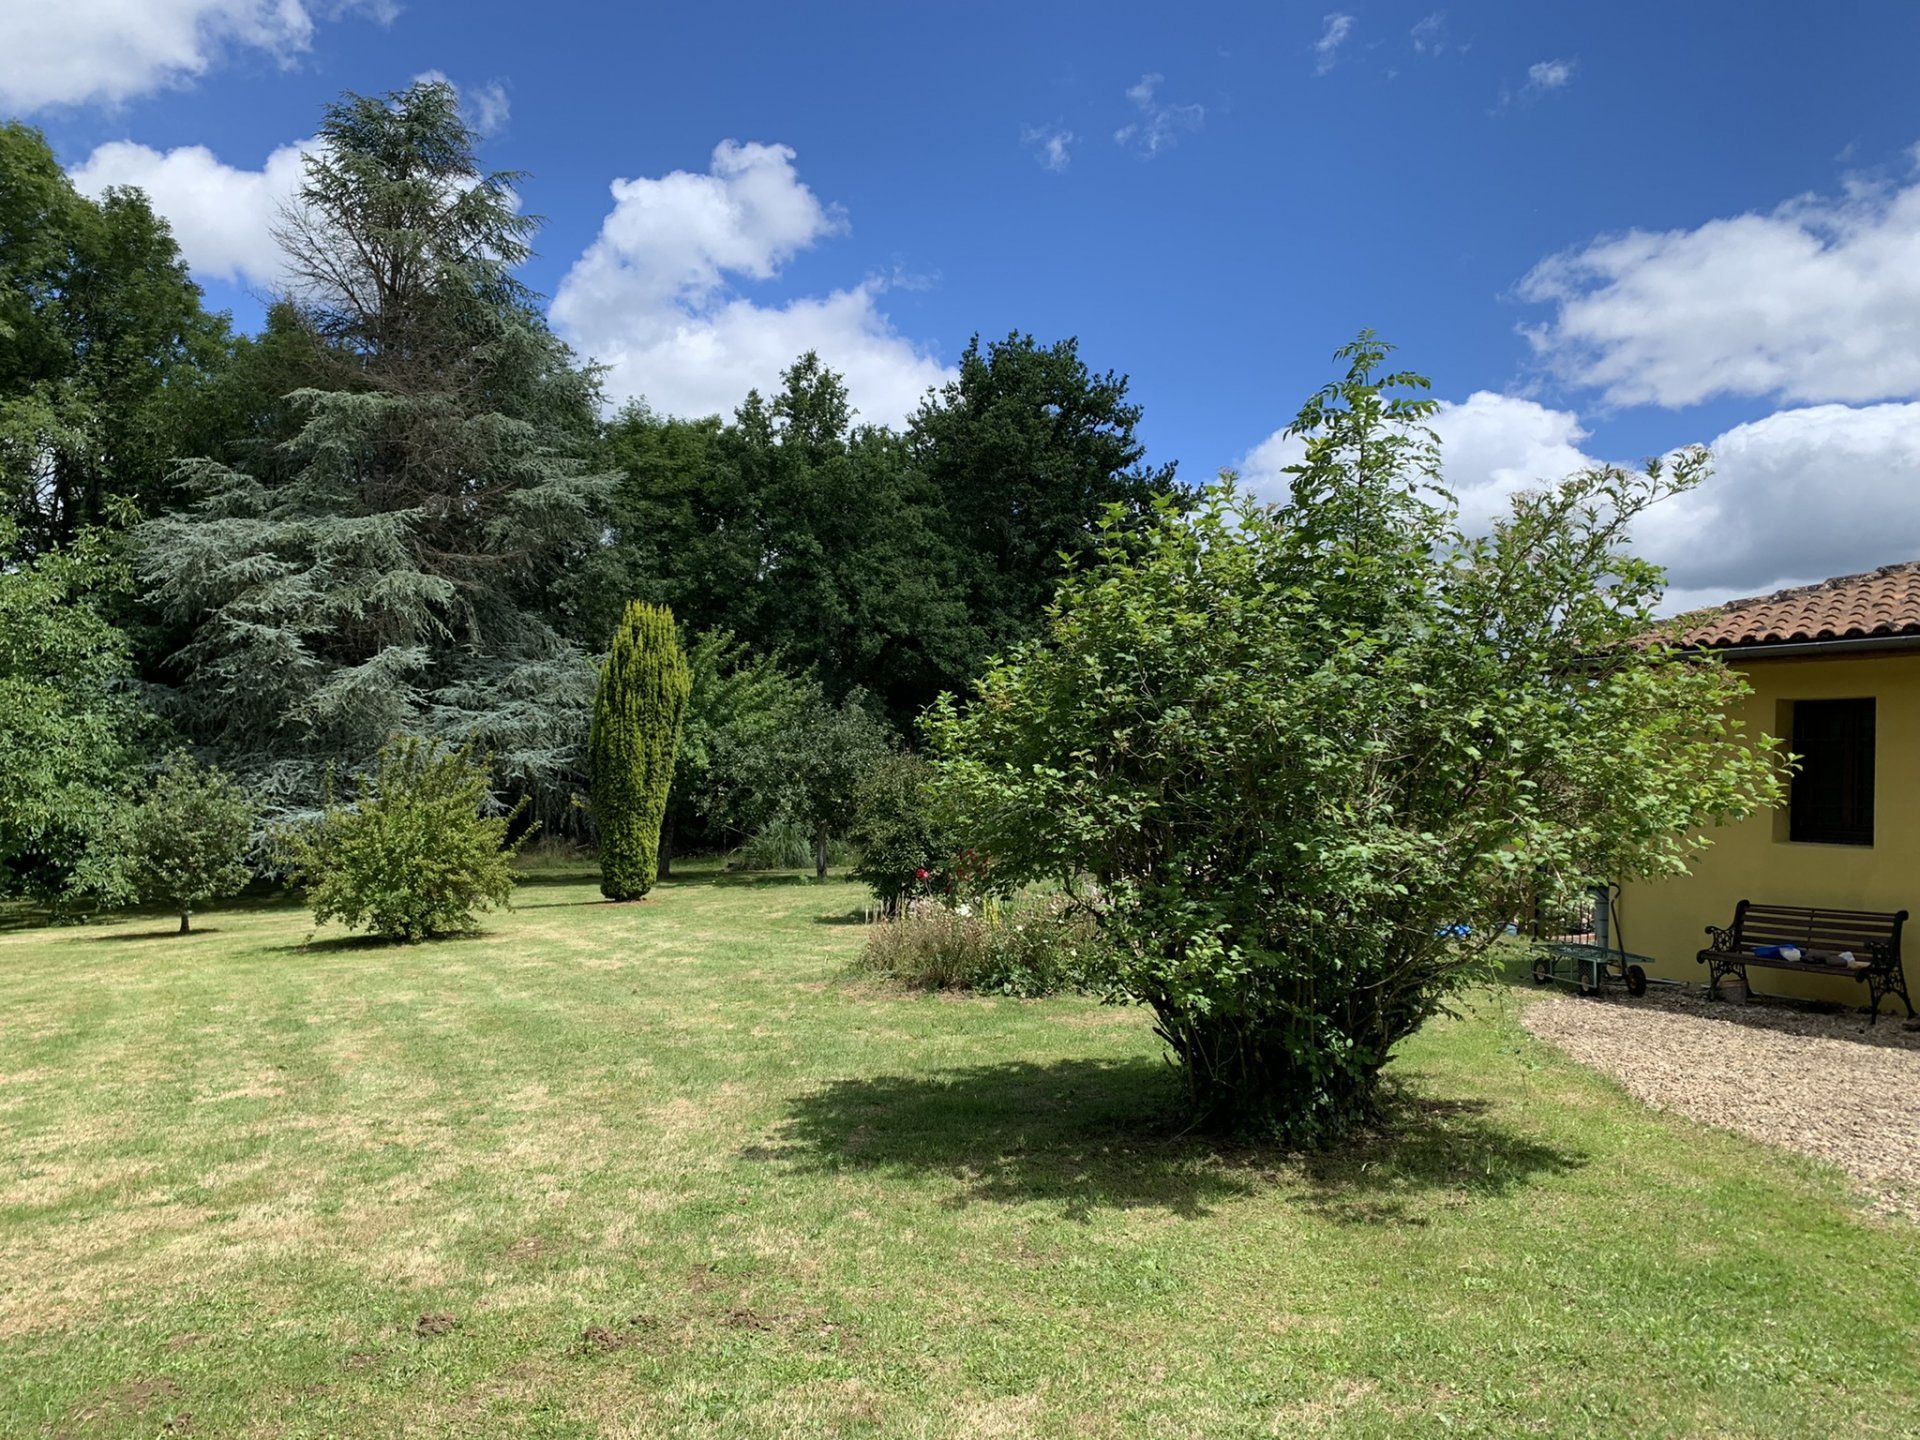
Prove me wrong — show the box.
[929,335,1784,1143]
[104,751,254,933]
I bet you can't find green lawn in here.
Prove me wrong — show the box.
[2,863,1916,1438]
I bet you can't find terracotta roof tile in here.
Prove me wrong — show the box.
[1666,562,1920,651]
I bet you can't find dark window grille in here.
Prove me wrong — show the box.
[1789,698,1875,846]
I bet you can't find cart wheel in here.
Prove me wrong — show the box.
[1625,964,1648,998]
[1531,956,1551,986]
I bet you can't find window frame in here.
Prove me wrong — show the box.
[1786,696,1876,847]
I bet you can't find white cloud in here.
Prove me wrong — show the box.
[1630,403,1920,602]
[1023,124,1075,173]
[1313,13,1355,75]
[1410,13,1458,56]
[1239,394,1920,610]
[0,0,389,111]
[1114,73,1205,158]
[1526,59,1575,92]
[551,140,952,426]
[412,69,511,138]
[466,81,510,139]
[1495,56,1576,113]
[70,136,313,288]
[1521,169,1920,408]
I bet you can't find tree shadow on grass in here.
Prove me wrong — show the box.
[267,931,475,955]
[99,927,223,942]
[810,910,870,927]
[709,872,822,889]
[748,1057,1586,1223]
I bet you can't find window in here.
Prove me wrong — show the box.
[1788,698,1875,846]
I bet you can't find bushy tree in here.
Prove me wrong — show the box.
[137,82,609,820]
[0,518,148,897]
[281,736,527,941]
[928,335,1784,1143]
[907,331,1190,688]
[636,356,963,724]
[589,602,689,899]
[0,122,231,559]
[100,751,253,933]
[783,692,893,879]
[849,750,953,915]
[580,340,1183,727]
[660,629,812,872]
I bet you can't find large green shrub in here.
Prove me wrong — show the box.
[589,602,690,900]
[98,751,254,933]
[282,737,527,942]
[849,751,954,916]
[928,335,1785,1143]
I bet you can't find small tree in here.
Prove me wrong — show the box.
[786,693,894,879]
[119,751,253,933]
[590,602,690,900]
[282,737,527,942]
[849,750,954,915]
[928,335,1784,1143]
[660,629,811,873]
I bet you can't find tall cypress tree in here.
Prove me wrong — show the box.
[589,602,689,900]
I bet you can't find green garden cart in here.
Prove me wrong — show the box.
[1528,884,1653,997]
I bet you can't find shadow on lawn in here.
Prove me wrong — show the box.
[753,1057,1585,1223]
[99,926,225,941]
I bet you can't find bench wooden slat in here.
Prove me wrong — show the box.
[1696,898,1912,1023]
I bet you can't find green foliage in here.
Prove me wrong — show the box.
[661,629,814,867]
[908,331,1191,688]
[136,82,610,820]
[928,333,1785,1144]
[679,684,889,878]
[0,518,149,897]
[281,736,528,941]
[589,602,690,900]
[581,340,1185,727]
[854,893,1099,996]
[849,750,954,915]
[91,750,253,932]
[0,122,232,557]
[733,818,851,873]
[781,691,895,878]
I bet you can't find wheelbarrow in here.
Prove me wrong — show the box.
[1530,940,1650,997]
[1526,882,1654,997]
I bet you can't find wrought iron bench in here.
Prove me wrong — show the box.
[1697,900,1912,1023]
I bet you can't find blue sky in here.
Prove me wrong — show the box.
[11,1,1920,606]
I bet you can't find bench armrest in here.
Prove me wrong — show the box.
[1704,924,1737,952]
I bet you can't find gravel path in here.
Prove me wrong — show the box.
[1522,988,1920,1220]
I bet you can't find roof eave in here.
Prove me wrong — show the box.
[1681,632,1920,661]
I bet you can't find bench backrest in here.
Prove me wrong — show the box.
[1730,900,1907,957]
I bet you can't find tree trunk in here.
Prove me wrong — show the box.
[179,909,192,935]
[659,821,673,879]
[814,823,830,880]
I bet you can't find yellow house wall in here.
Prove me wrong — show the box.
[1616,650,1920,1008]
